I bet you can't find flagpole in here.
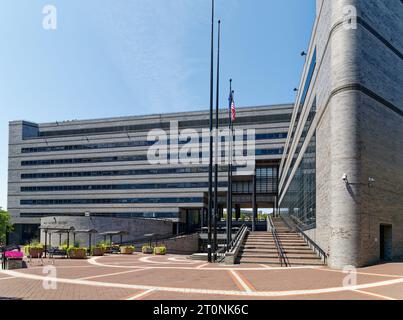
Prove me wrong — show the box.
[213,20,221,259]
[226,79,233,249]
[207,0,215,263]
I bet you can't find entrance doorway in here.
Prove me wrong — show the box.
[380,224,392,261]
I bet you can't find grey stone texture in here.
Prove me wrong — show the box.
[281,0,403,268]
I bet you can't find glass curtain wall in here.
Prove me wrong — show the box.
[280,133,316,228]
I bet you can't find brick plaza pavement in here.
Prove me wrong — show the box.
[1,254,402,300]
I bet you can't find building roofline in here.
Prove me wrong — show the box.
[9,103,294,127]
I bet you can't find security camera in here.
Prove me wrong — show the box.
[368,177,376,183]
[342,173,348,183]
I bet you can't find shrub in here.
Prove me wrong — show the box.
[153,246,167,255]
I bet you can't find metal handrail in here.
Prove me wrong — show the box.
[215,246,226,263]
[227,224,248,253]
[281,215,327,264]
[268,216,286,267]
[221,224,249,264]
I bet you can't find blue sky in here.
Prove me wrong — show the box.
[0,0,316,208]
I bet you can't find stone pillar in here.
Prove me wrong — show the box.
[327,1,362,268]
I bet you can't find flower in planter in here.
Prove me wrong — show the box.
[5,251,24,260]
[153,246,167,255]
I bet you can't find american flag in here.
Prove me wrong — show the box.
[229,91,236,122]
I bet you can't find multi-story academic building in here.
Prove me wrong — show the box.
[8,105,292,244]
[7,0,403,268]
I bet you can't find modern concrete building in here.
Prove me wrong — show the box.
[8,105,292,244]
[7,0,403,268]
[278,0,403,268]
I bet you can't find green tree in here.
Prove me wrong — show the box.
[0,208,13,244]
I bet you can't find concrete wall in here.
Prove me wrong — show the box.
[40,216,173,247]
[136,234,199,255]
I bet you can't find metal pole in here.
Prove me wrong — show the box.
[44,231,47,258]
[213,20,221,259]
[252,170,257,232]
[207,0,215,263]
[226,80,233,248]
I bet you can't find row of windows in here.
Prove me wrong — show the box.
[20,159,283,180]
[21,133,287,154]
[20,212,179,219]
[230,167,279,195]
[21,148,284,167]
[28,114,291,139]
[20,197,204,205]
[21,166,217,179]
[281,99,317,194]
[282,48,317,175]
[21,182,228,192]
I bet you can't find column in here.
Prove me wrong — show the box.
[235,205,241,221]
[252,174,257,232]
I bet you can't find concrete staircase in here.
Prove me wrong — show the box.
[239,218,325,266]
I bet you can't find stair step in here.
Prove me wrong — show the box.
[239,257,325,266]
[241,253,320,259]
[241,249,316,254]
[245,241,307,245]
[248,235,300,238]
[244,243,309,248]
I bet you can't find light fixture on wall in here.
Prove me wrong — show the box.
[342,173,348,184]
[301,51,307,57]
[368,177,376,188]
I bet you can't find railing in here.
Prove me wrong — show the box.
[227,224,247,252]
[281,215,327,265]
[223,224,249,264]
[268,216,286,267]
[215,246,226,263]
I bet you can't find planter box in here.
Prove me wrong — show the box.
[68,249,87,259]
[154,247,167,255]
[92,248,105,256]
[5,259,23,270]
[120,247,134,255]
[29,248,44,258]
[142,247,153,254]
